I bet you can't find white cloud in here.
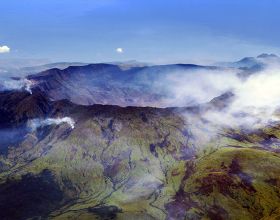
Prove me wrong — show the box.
[116,47,123,53]
[0,45,10,53]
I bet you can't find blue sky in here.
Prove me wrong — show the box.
[0,0,280,64]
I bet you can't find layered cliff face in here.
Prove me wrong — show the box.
[1,91,280,220]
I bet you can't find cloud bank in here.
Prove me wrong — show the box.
[148,62,280,131]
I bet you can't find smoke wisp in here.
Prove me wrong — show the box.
[28,117,75,130]
[0,78,35,94]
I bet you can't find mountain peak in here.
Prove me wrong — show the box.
[257,53,278,59]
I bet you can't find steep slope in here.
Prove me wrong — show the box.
[0,91,280,219]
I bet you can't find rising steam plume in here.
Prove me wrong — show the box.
[28,117,75,130]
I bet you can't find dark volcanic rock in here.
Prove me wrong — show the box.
[0,169,64,220]
[88,205,122,219]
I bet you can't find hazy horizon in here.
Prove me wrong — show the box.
[1,0,280,64]
[0,53,278,69]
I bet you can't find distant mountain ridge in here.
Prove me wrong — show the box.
[220,53,280,68]
[27,63,220,107]
[1,54,279,108]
